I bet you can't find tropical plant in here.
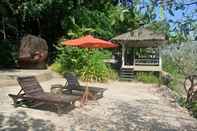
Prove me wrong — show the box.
[80,50,115,82]
[0,40,17,67]
[52,44,117,82]
[53,46,88,74]
[66,7,114,39]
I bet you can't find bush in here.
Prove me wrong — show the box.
[136,72,159,84]
[0,40,18,68]
[162,42,197,76]
[162,42,197,118]
[53,46,89,74]
[51,63,64,74]
[188,101,197,118]
[80,50,117,82]
[162,56,180,91]
[52,46,117,82]
[162,56,179,76]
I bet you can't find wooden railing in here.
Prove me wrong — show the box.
[134,58,159,66]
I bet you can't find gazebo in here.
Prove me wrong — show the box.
[112,27,167,80]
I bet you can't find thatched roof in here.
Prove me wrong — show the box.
[112,27,168,47]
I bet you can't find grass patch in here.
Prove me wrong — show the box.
[136,72,159,84]
[51,63,64,74]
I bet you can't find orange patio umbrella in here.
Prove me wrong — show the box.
[63,35,117,105]
[63,35,118,48]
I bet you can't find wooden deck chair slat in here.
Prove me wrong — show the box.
[8,76,80,114]
[64,73,107,99]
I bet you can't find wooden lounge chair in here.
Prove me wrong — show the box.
[8,76,79,114]
[64,73,107,99]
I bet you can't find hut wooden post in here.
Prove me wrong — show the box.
[121,44,125,68]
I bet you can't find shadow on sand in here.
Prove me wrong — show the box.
[0,111,55,131]
[12,100,75,115]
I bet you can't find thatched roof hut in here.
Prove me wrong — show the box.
[112,27,167,47]
[111,27,168,78]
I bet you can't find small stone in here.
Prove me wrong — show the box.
[74,101,81,108]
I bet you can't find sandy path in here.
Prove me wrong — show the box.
[0,78,197,131]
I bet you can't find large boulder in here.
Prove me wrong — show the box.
[18,34,48,69]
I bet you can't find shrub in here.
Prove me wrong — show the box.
[162,55,179,76]
[188,101,197,118]
[162,56,180,92]
[52,46,117,82]
[79,50,117,82]
[0,40,18,68]
[162,42,197,118]
[53,46,89,74]
[136,72,159,84]
[162,42,197,76]
[51,63,64,74]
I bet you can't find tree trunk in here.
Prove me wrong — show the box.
[2,17,6,39]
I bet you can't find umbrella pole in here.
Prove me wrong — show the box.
[79,49,98,107]
[80,82,90,107]
[80,79,96,107]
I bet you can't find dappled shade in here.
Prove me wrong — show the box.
[64,35,118,48]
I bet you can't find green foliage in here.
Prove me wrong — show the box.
[65,5,140,40]
[53,46,117,82]
[51,63,64,74]
[136,0,196,41]
[80,50,116,82]
[136,72,159,84]
[0,40,17,68]
[162,42,197,117]
[190,101,197,118]
[176,96,187,107]
[54,46,88,74]
[107,5,139,33]
[66,7,114,39]
[162,56,179,76]
[146,21,188,44]
[163,42,197,76]
[1,0,195,68]
[147,21,170,34]
[162,57,183,94]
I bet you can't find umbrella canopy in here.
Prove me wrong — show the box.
[64,35,118,48]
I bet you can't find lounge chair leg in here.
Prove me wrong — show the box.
[9,96,18,107]
[13,99,18,107]
[56,104,63,115]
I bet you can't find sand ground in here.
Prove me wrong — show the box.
[0,78,197,131]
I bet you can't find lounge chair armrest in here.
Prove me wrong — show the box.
[8,93,25,98]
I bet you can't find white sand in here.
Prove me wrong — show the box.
[0,78,197,131]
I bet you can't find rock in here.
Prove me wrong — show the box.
[18,34,48,69]
[50,84,64,95]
